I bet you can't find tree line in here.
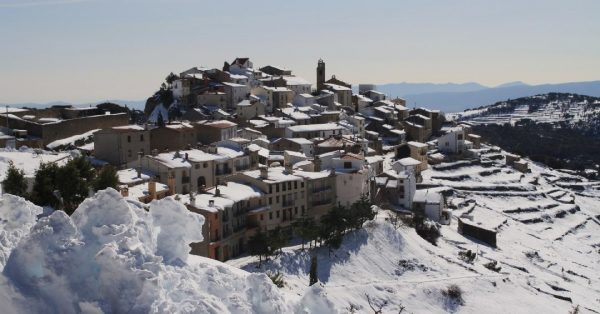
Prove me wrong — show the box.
[247,194,375,267]
[2,156,118,215]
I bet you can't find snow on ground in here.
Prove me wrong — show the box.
[0,148,71,181]
[229,144,600,313]
[0,189,335,313]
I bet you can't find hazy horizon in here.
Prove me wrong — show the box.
[1,0,599,103]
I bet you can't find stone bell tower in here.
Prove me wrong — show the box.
[316,58,325,92]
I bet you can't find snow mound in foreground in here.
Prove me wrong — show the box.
[0,194,42,269]
[0,189,331,313]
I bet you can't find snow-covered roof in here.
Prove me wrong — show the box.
[241,166,303,183]
[205,182,263,202]
[113,125,145,131]
[324,83,352,91]
[287,123,344,133]
[407,141,428,148]
[282,76,311,85]
[397,157,421,167]
[117,168,153,185]
[178,193,234,213]
[286,137,313,145]
[413,189,442,204]
[127,182,169,200]
[46,129,100,149]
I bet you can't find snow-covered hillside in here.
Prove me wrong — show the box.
[0,189,334,314]
[229,145,600,313]
[449,93,600,126]
[1,147,599,313]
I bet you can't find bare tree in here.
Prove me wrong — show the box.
[365,294,388,314]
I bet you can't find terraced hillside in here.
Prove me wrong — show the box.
[228,145,600,313]
[450,93,600,127]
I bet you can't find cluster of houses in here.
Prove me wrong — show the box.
[1,57,488,262]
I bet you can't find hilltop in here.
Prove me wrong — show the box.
[450,93,600,172]
[379,81,600,112]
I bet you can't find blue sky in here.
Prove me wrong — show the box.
[1,0,599,103]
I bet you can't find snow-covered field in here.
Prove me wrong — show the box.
[228,145,600,313]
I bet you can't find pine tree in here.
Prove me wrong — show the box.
[55,162,88,215]
[2,161,27,197]
[267,227,289,256]
[294,216,317,250]
[157,111,165,127]
[32,162,59,208]
[309,255,318,286]
[247,230,269,267]
[93,165,118,191]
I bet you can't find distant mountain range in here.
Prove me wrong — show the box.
[0,100,147,111]
[4,80,600,114]
[376,80,600,112]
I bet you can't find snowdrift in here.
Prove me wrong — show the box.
[0,189,335,314]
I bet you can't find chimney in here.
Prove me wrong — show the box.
[120,186,129,197]
[148,179,156,200]
[259,165,268,179]
[151,149,159,156]
[214,187,221,197]
[167,175,176,195]
[285,160,293,174]
[189,191,195,202]
[184,152,189,161]
[208,144,217,154]
[209,199,215,207]
[313,155,322,172]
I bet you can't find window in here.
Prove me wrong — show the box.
[294,207,298,215]
[301,206,305,214]
[294,181,297,189]
[276,184,279,193]
[276,196,280,203]
[276,210,280,218]
[128,149,132,158]
[195,164,200,169]
[140,134,144,142]
[269,212,273,220]
[269,185,272,194]
[287,182,291,190]
[269,197,272,205]
[282,183,286,192]
[127,135,131,143]
[260,214,264,221]
[203,162,208,168]
[301,182,304,188]
[344,161,352,169]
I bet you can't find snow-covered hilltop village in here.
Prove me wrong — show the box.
[0,58,599,313]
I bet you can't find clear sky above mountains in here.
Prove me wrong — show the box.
[1,0,599,103]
